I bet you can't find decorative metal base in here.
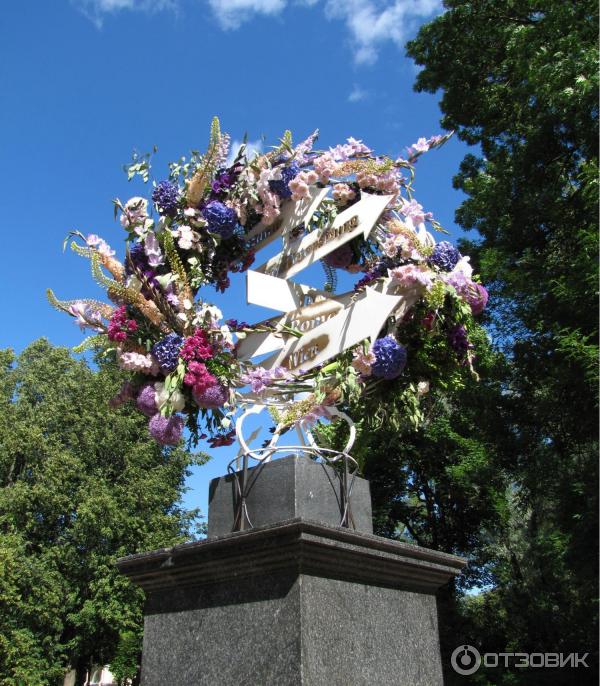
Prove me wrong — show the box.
[228,447,359,532]
[207,454,373,538]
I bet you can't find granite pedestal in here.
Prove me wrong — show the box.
[117,456,466,685]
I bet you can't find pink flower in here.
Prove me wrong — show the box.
[356,171,378,189]
[288,177,310,201]
[407,137,430,158]
[183,361,218,394]
[346,137,371,155]
[256,169,282,225]
[465,283,489,315]
[332,183,356,204]
[118,351,159,374]
[241,367,273,394]
[329,138,371,160]
[68,302,103,332]
[180,329,213,362]
[313,153,337,183]
[289,170,319,201]
[389,265,433,290]
[400,199,427,227]
[120,197,148,230]
[301,405,331,426]
[107,305,138,342]
[86,234,115,257]
[351,349,376,376]
[383,235,411,260]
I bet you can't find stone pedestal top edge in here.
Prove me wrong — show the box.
[117,519,466,595]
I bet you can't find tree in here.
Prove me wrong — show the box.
[0,339,205,685]
[404,1,598,682]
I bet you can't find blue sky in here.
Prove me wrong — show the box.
[0,0,471,518]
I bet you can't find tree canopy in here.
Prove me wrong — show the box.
[376,1,599,682]
[0,339,205,685]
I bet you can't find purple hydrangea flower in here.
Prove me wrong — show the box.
[152,180,180,216]
[429,241,462,272]
[371,336,407,380]
[148,414,184,445]
[151,333,183,373]
[269,162,300,199]
[202,200,238,239]
[193,384,228,409]
[136,383,157,417]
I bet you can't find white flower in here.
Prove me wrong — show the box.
[417,381,430,396]
[220,325,234,347]
[125,275,142,292]
[450,256,473,279]
[176,225,196,250]
[193,302,223,327]
[154,382,185,412]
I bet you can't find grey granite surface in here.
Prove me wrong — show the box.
[208,455,373,537]
[139,572,443,685]
[300,575,443,685]
[118,519,465,685]
[141,571,302,686]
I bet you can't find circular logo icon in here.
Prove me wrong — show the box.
[451,645,482,675]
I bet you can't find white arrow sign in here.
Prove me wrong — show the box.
[258,286,411,373]
[255,192,392,281]
[245,185,329,254]
[246,270,334,312]
[237,287,357,361]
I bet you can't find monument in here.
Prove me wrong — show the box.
[117,454,466,685]
[48,119,486,684]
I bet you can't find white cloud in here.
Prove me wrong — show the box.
[226,138,264,166]
[324,0,442,65]
[72,0,175,28]
[72,0,442,64]
[348,85,367,103]
[207,0,442,62]
[208,0,286,30]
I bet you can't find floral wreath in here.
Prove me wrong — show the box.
[48,118,488,449]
